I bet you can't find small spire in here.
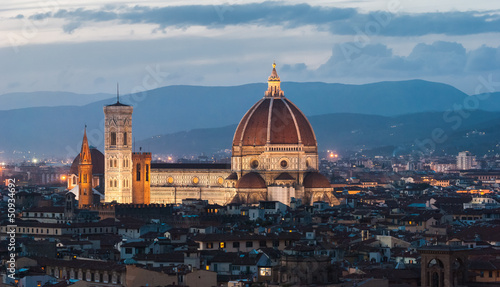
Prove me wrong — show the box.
[117,83,120,103]
[80,125,92,164]
[272,61,276,69]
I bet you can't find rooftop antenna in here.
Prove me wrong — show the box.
[116,82,120,103]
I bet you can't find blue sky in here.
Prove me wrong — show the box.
[1,0,500,95]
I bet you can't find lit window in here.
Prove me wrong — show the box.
[219,242,225,249]
[260,268,271,277]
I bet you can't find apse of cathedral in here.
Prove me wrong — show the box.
[69,64,339,206]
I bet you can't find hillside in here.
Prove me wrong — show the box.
[2,80,500,159]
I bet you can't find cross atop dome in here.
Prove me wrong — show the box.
[265,62,284,98]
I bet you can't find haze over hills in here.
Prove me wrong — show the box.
[2,80,500,160]
[0,91,114,110]
[135,110,500,157]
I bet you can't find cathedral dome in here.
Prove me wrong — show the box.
[236,172,266,189]
[70,148,105,175]
[232,63,316,147]
[303,172,331,188]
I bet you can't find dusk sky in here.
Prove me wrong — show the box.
[2,0,500,95]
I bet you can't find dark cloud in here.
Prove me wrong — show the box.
[62,22,82,34]
[407,41,467,74]
[465,45,500,71]
[26,2,500,36]
[317,41,500,79]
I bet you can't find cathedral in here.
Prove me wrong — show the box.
[69,63,339,207]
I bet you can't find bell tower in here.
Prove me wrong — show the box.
[78,127,93,208]
[103,86,133,203]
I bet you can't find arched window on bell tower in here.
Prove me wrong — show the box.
[136,163,141,181]
[111,132,116,146]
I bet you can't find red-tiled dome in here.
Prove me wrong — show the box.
[303,172,331,188]
[70,148,105,175]
[232,97,316,147]
[233,63,316,148]
[236,172,266,189]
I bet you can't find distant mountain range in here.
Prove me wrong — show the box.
[135,110,500,157]
[0,91,114,110]
[2,80,500,160]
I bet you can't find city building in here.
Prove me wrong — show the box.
[457,151,476,170]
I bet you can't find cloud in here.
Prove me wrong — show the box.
[62,22,82,34]
[316,41,500,79]
[465,45,500,71]
[24,2,500,36]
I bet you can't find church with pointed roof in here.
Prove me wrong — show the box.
[69,63,339,207]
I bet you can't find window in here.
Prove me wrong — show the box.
[260,240,267,247]
[125,248,132,254]
[233,242,240,248]
[146,164,149,181]
[110,132,116,146]
[83,174,87,183]
[206,242,213,249]
[260,267,271,276]
[489,271,493,278]
[123,132,127,145]
[136,164,141,181]
[246,241,253,248]
[280,160,288,168]
[219,242,225,249]
[273,240,279,247]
